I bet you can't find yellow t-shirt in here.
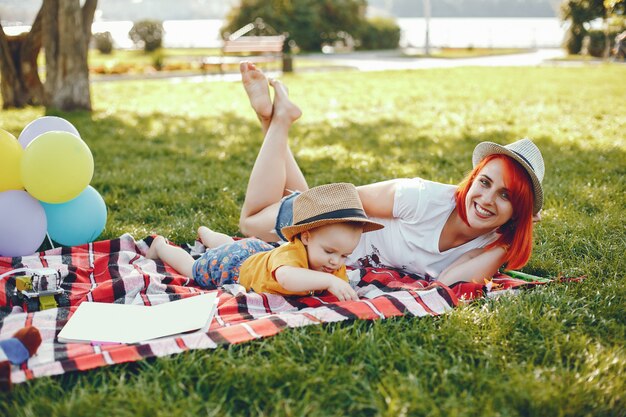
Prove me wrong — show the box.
[238,237,348,296]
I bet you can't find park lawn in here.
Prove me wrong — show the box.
[1,66,625,416]
[85,47,535,76]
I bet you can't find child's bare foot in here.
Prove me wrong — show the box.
[198,226,234,249]
[146,235,166,259]
[240,61,273,121]
[270,79,302,123]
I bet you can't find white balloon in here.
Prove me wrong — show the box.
[18,116,80,148]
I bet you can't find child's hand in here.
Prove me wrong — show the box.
[275,266,359,301]
[327,277,359,302]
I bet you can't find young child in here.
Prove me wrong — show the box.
[147,183,384,301]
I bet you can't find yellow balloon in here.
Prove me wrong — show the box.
[21,131,94,203]
[0,129,24,192]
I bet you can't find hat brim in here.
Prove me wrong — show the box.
[472,141,543,214]
[281,217,384,242]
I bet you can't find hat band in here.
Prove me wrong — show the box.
[509,149,535,172]
[294,208,367,226]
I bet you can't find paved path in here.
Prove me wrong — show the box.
[300,48,568,71]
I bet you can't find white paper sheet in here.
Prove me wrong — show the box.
[57,292,218,344]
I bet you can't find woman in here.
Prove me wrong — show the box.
[237,62,545,286]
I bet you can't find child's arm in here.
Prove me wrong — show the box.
[274,266,359,301]
[437,246,508,286]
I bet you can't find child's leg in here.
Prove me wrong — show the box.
[146,236,194,278]
[239,79,308,241]
[198,226,234,248]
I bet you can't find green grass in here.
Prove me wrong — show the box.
[88,48,221,66]
[1,66,625,416]
[85,47,537,76]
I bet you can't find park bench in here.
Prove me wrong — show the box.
[202,33,288,73]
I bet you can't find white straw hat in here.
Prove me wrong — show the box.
[280,183,385,242]
[472,138,545,214]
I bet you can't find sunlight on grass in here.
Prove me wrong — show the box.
[1,66,624,416]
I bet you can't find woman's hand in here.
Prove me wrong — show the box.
[533,211,542,223]
[437,246,508,286]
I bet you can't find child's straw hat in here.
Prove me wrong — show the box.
[472,138,545,214]
[280,183,384,242]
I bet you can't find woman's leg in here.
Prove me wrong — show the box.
[240,62,308,194]
[240,62,273,134]
[146,236,194,278]
[239,68,308,241]
[198,226,234,248]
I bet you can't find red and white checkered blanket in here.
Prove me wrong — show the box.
[0,234,554,386]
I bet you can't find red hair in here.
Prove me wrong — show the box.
[455,154,535,270]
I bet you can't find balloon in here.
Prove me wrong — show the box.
[0,129,24,192]
[41,186,107,246]
[18,116,80,148]
[21,131,94,203]
[0,190,47,257]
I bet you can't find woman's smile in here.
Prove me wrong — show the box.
[474,202,494,218]
[465,159,514,231]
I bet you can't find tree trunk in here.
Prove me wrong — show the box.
[43,0,97,111]
[0,9,44,109]
[0,0,97,111]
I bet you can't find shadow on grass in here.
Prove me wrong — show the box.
[46,109,624,279]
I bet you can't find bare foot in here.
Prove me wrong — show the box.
[198,226,234,249]
[240,61,273,121]
[270,79,302,123]
[146,235,166,259]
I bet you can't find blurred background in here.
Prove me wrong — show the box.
[1,0,567,49]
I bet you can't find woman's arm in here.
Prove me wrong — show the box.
[356,179,401,218]
[437,246,508,286]
[274,266,358,301]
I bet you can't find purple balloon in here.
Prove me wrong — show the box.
[0,190,47,257]
[18,116,80,148]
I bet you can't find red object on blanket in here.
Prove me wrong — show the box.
[0,235,559,386]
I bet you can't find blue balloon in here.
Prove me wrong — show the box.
[41,186,107,246]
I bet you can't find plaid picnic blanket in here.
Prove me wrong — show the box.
[0,234,555,386]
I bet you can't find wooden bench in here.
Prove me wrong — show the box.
[202,35,287,73]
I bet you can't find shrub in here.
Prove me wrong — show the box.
[584,29,622,57]
[358,17,400,50]
[92,31,113,54]
[129,20,164,52]
[151,50,164,71]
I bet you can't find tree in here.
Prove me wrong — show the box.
[0,0,97,111]
[0,9,43,108]
[223,0,367,52]
[560,0,625,55]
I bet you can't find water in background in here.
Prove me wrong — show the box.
[4,17,565,49]
[398,17,565,48]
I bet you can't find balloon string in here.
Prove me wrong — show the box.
[0,267,29,282]
[47,233,55,249]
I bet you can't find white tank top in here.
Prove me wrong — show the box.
[347,178,498,279]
